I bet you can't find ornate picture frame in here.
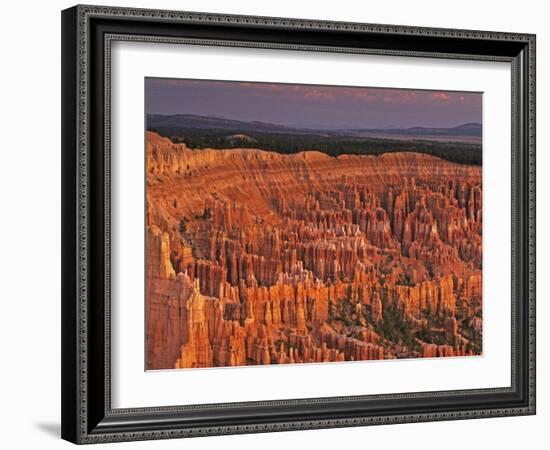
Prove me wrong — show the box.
[61,5,535,444]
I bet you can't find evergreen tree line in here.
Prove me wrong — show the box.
[149,127,482,166]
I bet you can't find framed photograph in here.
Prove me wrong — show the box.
[61,5,536,444]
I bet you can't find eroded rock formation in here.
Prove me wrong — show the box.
[145,132,482,369]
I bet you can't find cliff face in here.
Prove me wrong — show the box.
[145,132,483,370]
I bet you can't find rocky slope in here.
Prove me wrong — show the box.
[145,131,483,370]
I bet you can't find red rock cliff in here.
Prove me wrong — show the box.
[146,132,483,369]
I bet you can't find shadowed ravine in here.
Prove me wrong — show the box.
[145,131,482,370]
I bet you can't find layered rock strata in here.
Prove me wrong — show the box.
[145,132,482,369]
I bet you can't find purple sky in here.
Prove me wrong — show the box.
[145,78,482,129]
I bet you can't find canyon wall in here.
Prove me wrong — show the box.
[145,131,482,370]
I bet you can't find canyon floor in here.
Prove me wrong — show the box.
[145,131,482,370]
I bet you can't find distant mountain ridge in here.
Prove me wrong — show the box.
[147,114,482,137]
[147,114,309,135]
[351,122,482,137]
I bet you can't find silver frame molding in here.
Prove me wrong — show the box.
[61,4,536,444]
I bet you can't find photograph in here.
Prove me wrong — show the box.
[145,78,484,370]
[0,0,543,446]
[45,1,538,445]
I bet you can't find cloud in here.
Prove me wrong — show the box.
[430,92,451,102]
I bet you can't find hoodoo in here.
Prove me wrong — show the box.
[145,132,482,369]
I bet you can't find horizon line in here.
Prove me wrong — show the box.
[146,112,482,132]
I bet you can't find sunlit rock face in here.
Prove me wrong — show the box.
[145,132,482,370]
